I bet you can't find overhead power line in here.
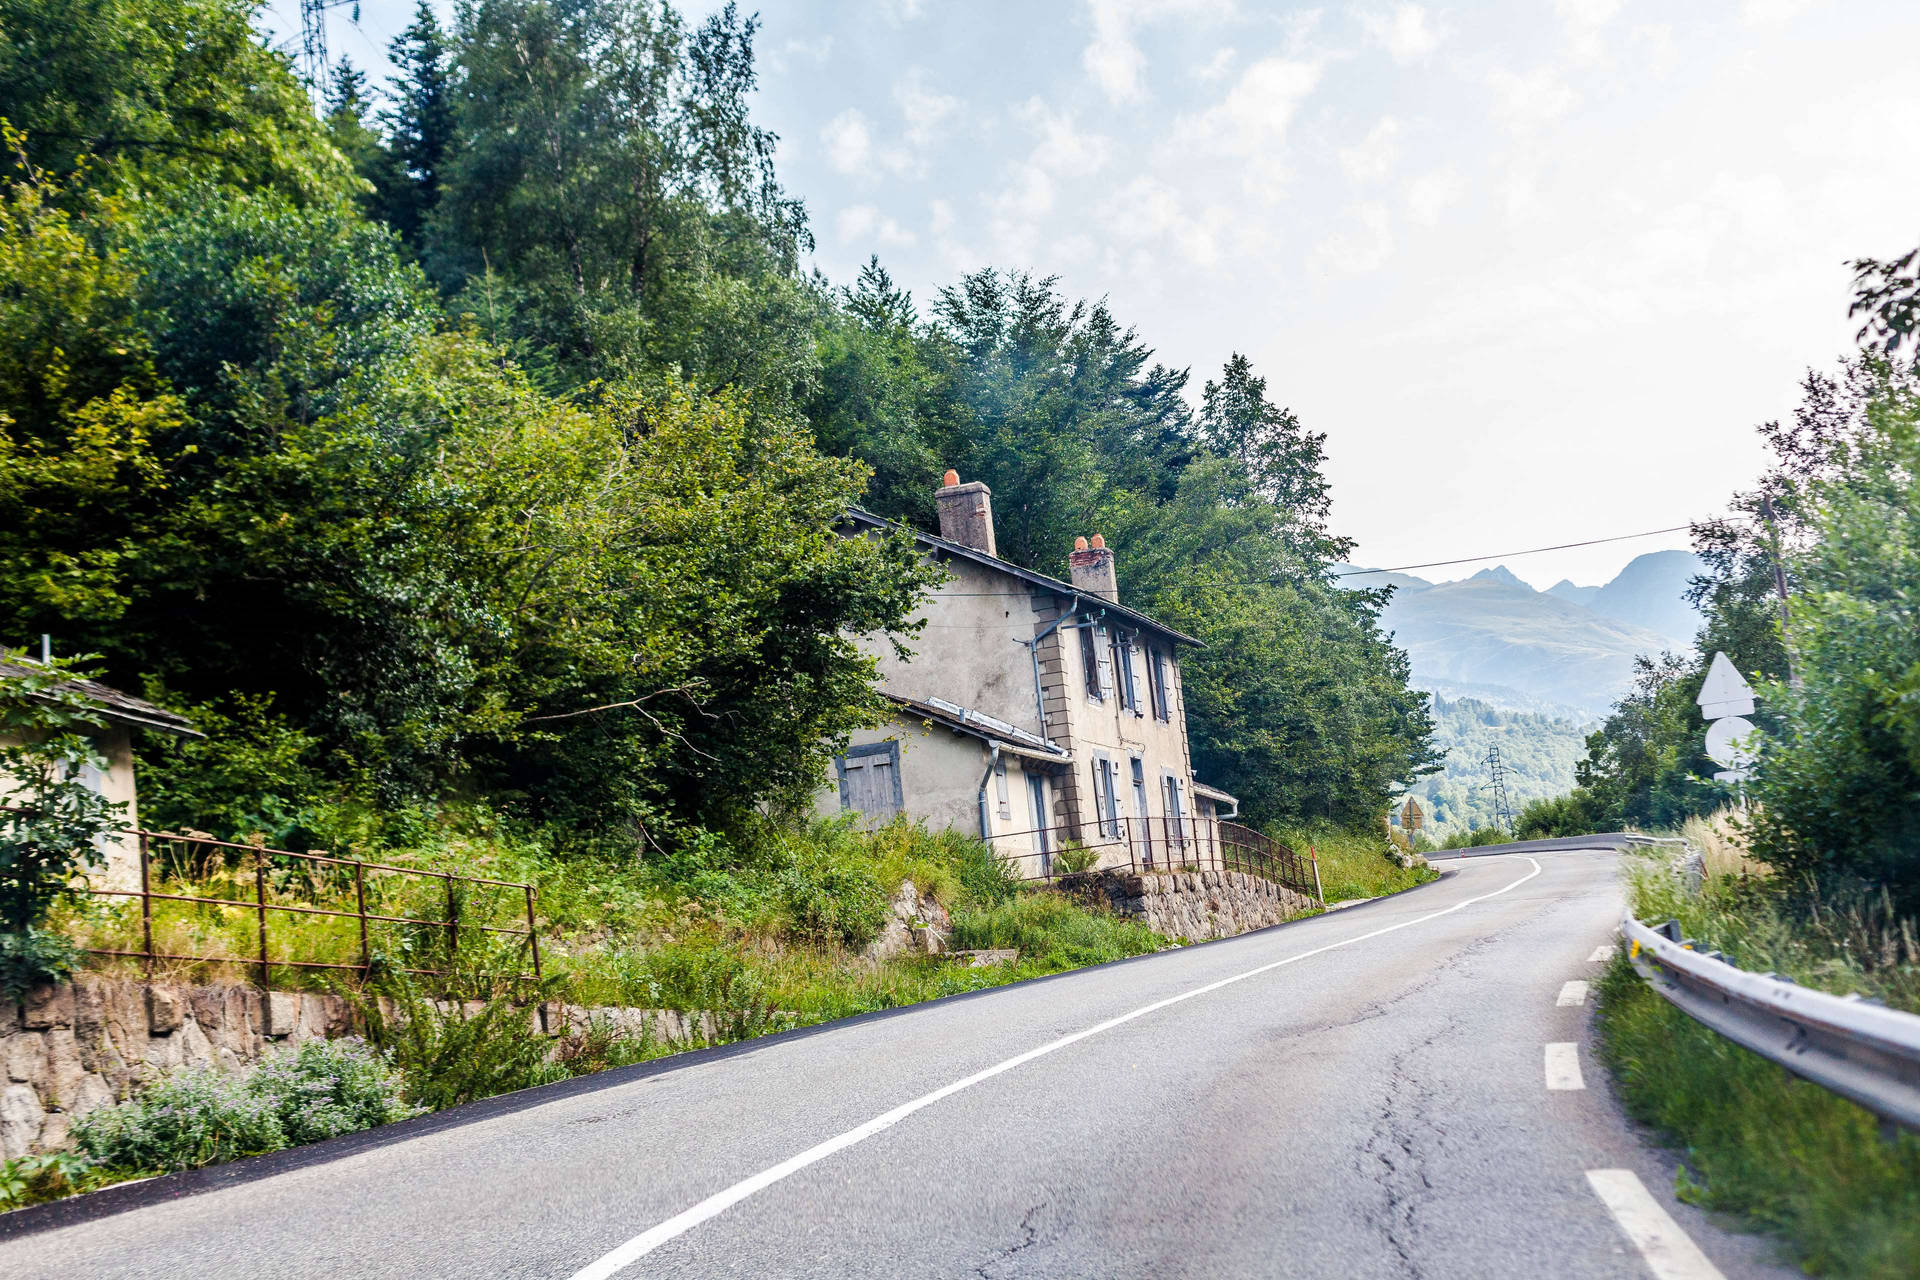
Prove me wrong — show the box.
[1331,524,1699,579]
[919,520,1710,598]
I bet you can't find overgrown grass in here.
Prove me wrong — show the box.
[1279,823,1437,903]
[1594,830,1920,1276]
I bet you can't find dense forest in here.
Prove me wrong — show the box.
[0,0,1439,857]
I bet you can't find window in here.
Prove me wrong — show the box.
[1150,648,1173,721]
[1163,774,1187,848]
[994,754,1011,820]
[1091,756,1120,838]
[1130,757,1149,822]
[1114,632,1140,713]
[836,741,902,821]
[1079,621,1103,700]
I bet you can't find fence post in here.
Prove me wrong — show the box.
[525,884,542,982]
[1311,844,1325,909]
[354,860,371,977]
[253,846,270,990]
[444,873,458,968]
[137,833,154,979]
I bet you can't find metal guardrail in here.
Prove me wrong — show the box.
[1621,911,1920,1132]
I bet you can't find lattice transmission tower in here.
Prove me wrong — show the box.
[1484,744,1516,834]
[299,0,362,91]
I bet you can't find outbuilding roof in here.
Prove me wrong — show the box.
[885,693,1072,765]
[0,659,200,736]
[843,508,1203,647]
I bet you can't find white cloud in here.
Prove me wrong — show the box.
[1175,55,1324,197]
[1740,0,1820,24]
[765,36,832,74]
[1357,4,1442,65]
[897,71,960,149]
[1081,0,1238,105]
[1632,23,1678,76]
[821,109,873,175]
[1100,176,1227,268]
[1312,202,1394,275]
[1339,116,1401,183]
[1018,98,1113,175]
[1197,48,1238,82]
[836,204,917,248]
[1406,168,1465,225]
[1487,67,1579,134]
[1554,0,1623,24]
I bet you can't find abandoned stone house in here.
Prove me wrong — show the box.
[815,472,1238,876]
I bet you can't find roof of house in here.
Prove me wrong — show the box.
[886,693,1072,765]
[0,659,200,736]
[844,508,1203,647]
[1190,780,1240,806]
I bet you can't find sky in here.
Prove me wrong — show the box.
[265,0,1920,590]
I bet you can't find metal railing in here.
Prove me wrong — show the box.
[986,815,1321,903]
[80,829,541,986]
[1622,910,1920,1132]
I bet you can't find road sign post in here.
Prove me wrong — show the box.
[1698,651,1759,805]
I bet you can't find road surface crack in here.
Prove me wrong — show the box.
[1359,1016,1458,1278]
[972,1201,1049,1279]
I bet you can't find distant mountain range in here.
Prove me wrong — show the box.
[1339,549,1703,715]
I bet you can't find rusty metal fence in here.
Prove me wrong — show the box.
[80,829,540,986]
[990,816,1321,903]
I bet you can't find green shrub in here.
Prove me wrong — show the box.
[1515,791,1605,839]
[74,1036,415,1174]
[1050,841,1100,874]
[76,1067,289,1172]
[356,981,568,1112]
[0,927,79,1003]
[245,1037,420,1144]
[0,1152,99,1209]
[950,892,1160,966]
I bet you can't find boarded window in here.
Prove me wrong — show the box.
[838,741,902,821]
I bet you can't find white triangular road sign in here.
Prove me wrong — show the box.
[1697,651,1755,719]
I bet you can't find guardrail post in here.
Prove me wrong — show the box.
[254,845,270,990]
[1311,844,1325,908]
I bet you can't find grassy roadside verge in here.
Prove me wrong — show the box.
[1279,823,1437,903]
[1593,829,1920,1278]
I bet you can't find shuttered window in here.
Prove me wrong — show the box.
[837,742,902,821]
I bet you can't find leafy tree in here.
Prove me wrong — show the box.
[433,0,818,397]
[1198,352,1336,558]
[0,0,352,200]
[324,61,411,237]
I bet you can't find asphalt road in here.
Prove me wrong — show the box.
[0,845,1803,1279]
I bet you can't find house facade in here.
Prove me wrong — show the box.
[817,472,1237,877]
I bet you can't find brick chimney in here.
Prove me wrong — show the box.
[1069,533,1119,603]
[934,469,997,556]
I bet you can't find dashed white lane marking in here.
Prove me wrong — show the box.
[565,858,1547,1280]
[1589,944,1616,962]
[1585,1169,1727,1280]
[1545,1042,1586,1090]
[1557,980,1590,1007]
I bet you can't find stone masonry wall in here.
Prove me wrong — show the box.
[1058,868,1318,942]
[1,977,355,1159]
[2,977,738,1159]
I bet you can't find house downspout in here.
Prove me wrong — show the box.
[1021,602,1085,739]
[978,743,1002,839]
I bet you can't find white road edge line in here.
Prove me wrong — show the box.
[1585,1169,1728,1280]
[1557,980,1590,1007]
[1545,1041,1586,1090]
[564,857,1547,1280]
[1589,944,1616,962]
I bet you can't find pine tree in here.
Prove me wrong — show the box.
[380,1,455,246]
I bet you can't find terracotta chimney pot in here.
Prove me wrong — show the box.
[1074,536,1089,551]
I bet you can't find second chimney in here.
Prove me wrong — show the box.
[1069,533,1119,603]
[934,469,998,556]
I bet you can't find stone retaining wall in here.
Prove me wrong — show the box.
[1058,868,1319,941]
[1,978,735,1159]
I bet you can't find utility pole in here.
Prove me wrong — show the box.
[1759,493,1798,688]
[1484,745,1515,834]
